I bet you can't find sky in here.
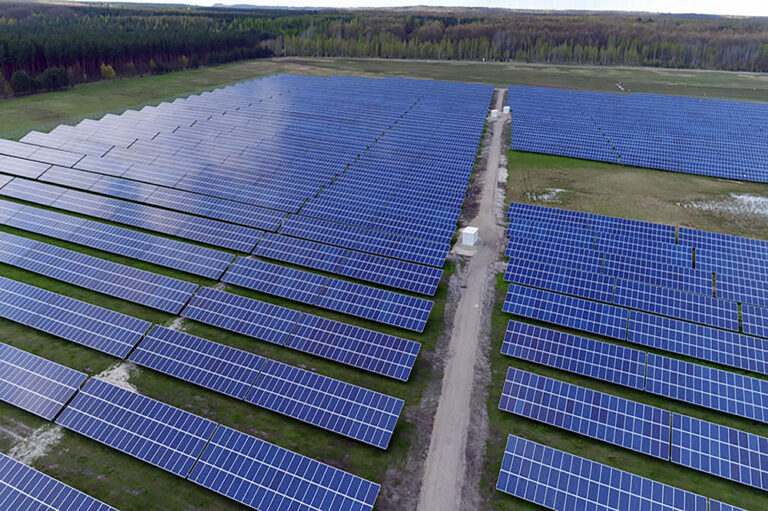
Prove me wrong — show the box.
[117,0,768,17]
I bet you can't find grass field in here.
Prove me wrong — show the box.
[2,56,768,139]
[485,150,768,510]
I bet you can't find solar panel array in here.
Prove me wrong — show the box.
[500,368,670,459]
[0,74,500,511]
[222,256,433,332]
[0,230,198,314]
[182,286,421,381]
[2,75,492,276]
[0,342,86,420]
[496,202,765,510]
[57,378,219,477]
[671,414,768,492]
[0,199,235,279]
[497,435,708,511]
[130,326,403,449]
[50,378,380,511]
[0,275,150,357]
[0,452,116,511]
[507,84,768,182]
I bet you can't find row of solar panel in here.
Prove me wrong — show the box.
[0,342,380,511]
[507,84,768,182]
[222,256,433,332]
[0,275,411,448]
[507,202,768,310]
[502,319,768,427]
[0,197,442,296]
[496,435,742,511]
[500,365,768,493]
[504,264,739,331]
[181,286,421,381]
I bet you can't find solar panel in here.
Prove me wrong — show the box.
[0,200,235,279]
[252,232,443,296]
[0,155,51,179]
[671,413,768,492]
[246,358,403,449]
[0,342,87,420]
[223,256,434,332]
[496,434,707,511]
[0,230,199,314]
[710,501,747,511]
[614,279,738,331]
[56,378,218,477]
[743,304,768,339]
[500,368,670,459]
[181,286,302,345]
[0,178,263,252]
[129,325,266,400]
[187,425,380,511]
[0,276,150,358]
[315,277,433,332]
[503,284,629,340]
[645,353,768,423]
[504,261,615,303]
[501,321,646,390]
[285,313,421,381]
[628,310,768,376]
[0,452,116,511]
[222,256,328,304]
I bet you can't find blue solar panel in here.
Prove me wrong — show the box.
[0,452,116,511]
[628,310,768,376]
[181,287,301,345]
[614,279,738,331]
[130,326,403,448]
[500,368,670,459]
[501,321,646,390]
[645,353,768,423]
[497,434,707,511]
[671,413,768,492]
[315,277,433,332]
[716,273,768,308]
[252,232,347,273]
[57,378,218,477]
[339,249,443,296]
[246,359,403,449]
[0,342,87,420]
[187,425,380,511]
[503,284,629,340]
[285,313,421,381]
[222,256,328,304]
[504,261,615,303]
[0,276,150,358]
[743,304,768,339]
[129,326,266,400]
[710,501,747,511]
[0,200,234,279]
[0,230,198,314]
[0,178,263,252]
[222,256,433,332]
[507,85,768,183]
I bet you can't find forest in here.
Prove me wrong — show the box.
[2,3,768,96]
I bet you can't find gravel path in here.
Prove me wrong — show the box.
[417,89,507,511]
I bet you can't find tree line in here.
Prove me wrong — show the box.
[2,3,768,97]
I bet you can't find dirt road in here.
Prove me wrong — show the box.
[417,89,507,511]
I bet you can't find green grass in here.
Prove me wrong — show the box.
[2,57,768,139]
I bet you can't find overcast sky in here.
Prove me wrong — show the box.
[127,0,767,17]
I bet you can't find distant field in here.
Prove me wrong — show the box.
[2,57,768,139]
